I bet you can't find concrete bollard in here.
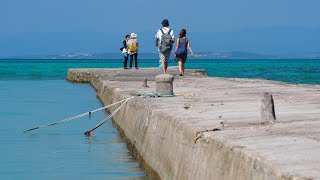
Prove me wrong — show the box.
[260,92,276,124]
[155,74,174,95]
[142,77,149,87]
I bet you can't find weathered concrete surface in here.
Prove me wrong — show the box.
[67,67,320,180]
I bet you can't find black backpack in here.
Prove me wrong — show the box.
[159,29,173,54]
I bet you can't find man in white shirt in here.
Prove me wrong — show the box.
[155,19,174,74]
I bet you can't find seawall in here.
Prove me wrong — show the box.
[66,67,320,180]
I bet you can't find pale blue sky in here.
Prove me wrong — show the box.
[0,0,319,57]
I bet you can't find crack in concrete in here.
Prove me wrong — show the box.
[194,128,222,144]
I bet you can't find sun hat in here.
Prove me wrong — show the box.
[161,19,169,27]
[130,33,137,38]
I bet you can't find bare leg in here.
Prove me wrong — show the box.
[178,60,183,75]
[161,59,166,74]
[181,62,185,75]
[165,60,169,71]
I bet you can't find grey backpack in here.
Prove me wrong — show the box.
[159,29,173,54]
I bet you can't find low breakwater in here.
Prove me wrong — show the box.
[67,67,320,180]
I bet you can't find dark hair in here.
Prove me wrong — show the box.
[179,29,186,38]
[161,19,169,27]
[125,34,130,38]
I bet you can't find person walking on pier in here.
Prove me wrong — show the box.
[155,19,175,74]
[127,33,140,69]
[174,29,195,76]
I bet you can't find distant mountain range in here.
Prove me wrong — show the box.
[3,51,320,59]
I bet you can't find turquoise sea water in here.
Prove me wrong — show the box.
[0,80,149,179]
[0,59,319,179]
[1,59,320,84]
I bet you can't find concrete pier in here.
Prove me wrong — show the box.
[66,67,320,180]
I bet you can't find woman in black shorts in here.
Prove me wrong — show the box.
[174,29,195,76]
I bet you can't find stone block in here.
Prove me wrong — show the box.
[155,74,174,95]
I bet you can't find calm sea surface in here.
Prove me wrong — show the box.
[0,59,319,179]
[1,59,320,84]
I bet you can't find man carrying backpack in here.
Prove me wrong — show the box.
[155,19,175,74]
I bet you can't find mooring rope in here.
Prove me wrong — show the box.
[134,92,175,98]
[24,97,132,133]
[144,93,174,97]
[84,96,134,135]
